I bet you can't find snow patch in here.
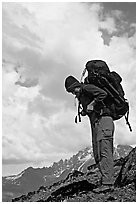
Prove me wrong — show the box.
[6,171,24,181]
[78,154,92,171]
[80,154,91,162]
[43,176,47,181]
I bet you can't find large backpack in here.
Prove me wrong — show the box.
[80,60,132,132]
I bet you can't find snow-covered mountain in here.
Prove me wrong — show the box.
[12,147,136,202]
[2,145,133,202]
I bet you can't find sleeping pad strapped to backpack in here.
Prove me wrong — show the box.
[80,60,132,131]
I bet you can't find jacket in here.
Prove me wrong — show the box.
[78,83,112,121]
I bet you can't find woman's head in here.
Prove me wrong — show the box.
[65,75,81,94]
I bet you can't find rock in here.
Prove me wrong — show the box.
[45,180,95,202]
[106,195,117,201]
[65,170,84,181]
[12,147,136,202]
[114,147,136,187]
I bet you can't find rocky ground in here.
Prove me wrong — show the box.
[12,147,136,202]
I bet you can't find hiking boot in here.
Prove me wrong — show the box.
[93,184,114,193]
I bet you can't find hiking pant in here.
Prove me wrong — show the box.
[89,116,115,185]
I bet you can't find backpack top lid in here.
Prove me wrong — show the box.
[86,60,110,73]
[65,75,80,93]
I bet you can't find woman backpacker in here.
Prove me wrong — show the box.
[64,60,132,193]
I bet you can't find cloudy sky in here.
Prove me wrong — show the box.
[2,2,136,176]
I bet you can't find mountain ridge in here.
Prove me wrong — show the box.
[12,147,136,202]
[2,145,133,202]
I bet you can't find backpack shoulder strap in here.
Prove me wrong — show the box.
[75,100,82,123]
[124,108,132,132]
[80,68,87,83]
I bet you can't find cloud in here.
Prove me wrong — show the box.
[2,2,136,174]
[3,61,90,166]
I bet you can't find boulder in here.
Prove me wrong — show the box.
[115,147,136,187]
